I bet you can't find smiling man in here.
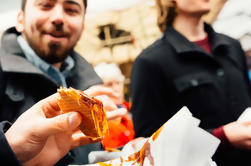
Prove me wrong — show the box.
[0,0,126,165]
[17,0,86,65]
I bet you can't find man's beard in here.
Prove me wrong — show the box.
[24,31,74,64]
[33,42,73,64]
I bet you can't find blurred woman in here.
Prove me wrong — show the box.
[130,0,251,165]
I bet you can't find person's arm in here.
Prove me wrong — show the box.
[0,121,22,166]
[221,121,251,149]
[210,122,251,149]
[3,91,126,166]
[4,93,100,166]
[212,126,229,145]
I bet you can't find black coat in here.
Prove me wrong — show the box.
[0,27,102,122]
[0,27,103,165]
[130,24,251,166]
[0,121,21,166]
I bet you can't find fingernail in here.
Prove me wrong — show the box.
[69,112,80,128]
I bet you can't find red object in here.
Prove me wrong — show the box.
[212,126,230,145]
[122,101,130,112]
[193,35,211,53]
[102,102,135,148]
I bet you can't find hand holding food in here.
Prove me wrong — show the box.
[5,93,99,166]
[58,87,109,139]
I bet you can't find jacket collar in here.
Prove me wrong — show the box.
[163,23,231,54]
[0,27,102,89]
[0,27,44,75]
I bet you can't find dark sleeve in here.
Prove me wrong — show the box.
[55,152,74,166]
[211,126,230,145]
[0,64,6,99]
[130,55,169,137]
[0,121,22,166]
[206,127,235,151]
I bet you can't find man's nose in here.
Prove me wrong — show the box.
[50,5,64,28]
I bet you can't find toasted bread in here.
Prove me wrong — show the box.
[57,87,108,139]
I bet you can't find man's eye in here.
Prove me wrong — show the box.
[40,3,53,9]
[65,8,79,14]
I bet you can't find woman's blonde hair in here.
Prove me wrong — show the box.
[155,0,177,32]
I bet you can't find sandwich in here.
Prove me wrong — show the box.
[57,87,108,139]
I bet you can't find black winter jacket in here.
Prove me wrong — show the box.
[0,121,21,166]
[0,27,102,122]
[0,27,103,165]
[131,23,251,166]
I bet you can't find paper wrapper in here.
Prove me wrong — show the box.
[238,107,251,122]
[71,106,220,166]
[238,107,251,130]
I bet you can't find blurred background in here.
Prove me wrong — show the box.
[1,0,251,101]
[0,0,160,101]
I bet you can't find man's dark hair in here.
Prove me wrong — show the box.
[21,0,87,11]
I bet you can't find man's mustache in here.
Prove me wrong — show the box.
[42,28,70,38]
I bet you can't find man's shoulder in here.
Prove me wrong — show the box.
[69,52,103,90]
[0,27,24,64]
[0,27,21,50]
[72,51,91,65]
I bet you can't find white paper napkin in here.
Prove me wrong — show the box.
[76,106,220,166]
[238,107,251,122]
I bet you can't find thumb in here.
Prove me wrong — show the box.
[40,112,82,137]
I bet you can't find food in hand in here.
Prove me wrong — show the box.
[57,87,108,139]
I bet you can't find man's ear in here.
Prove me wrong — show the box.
[16,11,24,32]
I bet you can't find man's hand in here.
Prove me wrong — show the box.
[223,121,251,149]
[84,85,120,104]
[5,94,100,166]
[85,85,127,120]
